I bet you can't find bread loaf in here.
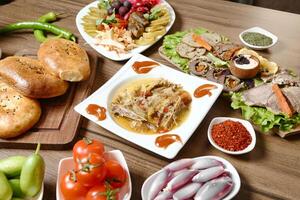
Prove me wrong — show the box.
[0,56,69,98]
[38,38,90,82]
[0,81,41,138]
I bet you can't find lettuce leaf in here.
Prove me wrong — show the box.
[206,53,228,67]
[161,28,208,72]
[231,92,300,132]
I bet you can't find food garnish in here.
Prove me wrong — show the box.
[242,31,273,47]
[147,157,234,200]
[132,60,159,73]
[86,104,107,121]
[194,84,217,98]
[155,134,182,149]
[211,120,252,151]
[110,78,192,134]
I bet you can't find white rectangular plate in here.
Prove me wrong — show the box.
[76,0,176,61]
[75,54,223,159]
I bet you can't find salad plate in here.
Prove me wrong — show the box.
[75,54,223,159]
[76,0,176,61]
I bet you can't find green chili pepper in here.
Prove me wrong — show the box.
[8,179,25,198]
[0,171,13,200]
[0,21,76,42]
[34,12,58,43]
[11,198,23,200]
[0,156,26,178]
[20,143,45,197]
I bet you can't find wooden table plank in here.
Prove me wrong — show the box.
[1,0,300,199]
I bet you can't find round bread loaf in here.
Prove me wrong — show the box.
[0,56,69,98]
[0,81,41,138]
[38,38,90,82]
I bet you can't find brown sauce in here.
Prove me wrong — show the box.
[86,104,106,121]
[194,84,217,98]
[132,61,159,74]
[155,134,182,149]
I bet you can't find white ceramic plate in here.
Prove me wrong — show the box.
[239,26,278,50]
[141,155,241,200]
[208,117,256,155]
[56,150,132,200]
[75,54,223,159]
[76,0,176,61]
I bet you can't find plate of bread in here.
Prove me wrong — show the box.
[0,38,96,147]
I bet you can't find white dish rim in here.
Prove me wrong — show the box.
[75,0,176,61]
[239,26,278,50]
[207,117,256,155]
[56,150,132,200]
[141,155,241,200]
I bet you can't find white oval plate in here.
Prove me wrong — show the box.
[208,117,256,155]
[141,155,241,200]
[76,0,176,61]
[74,54,223,159]
[239,26,278,50]
[56,150,132,200]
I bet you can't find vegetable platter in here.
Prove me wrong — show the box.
[76,0,175,61]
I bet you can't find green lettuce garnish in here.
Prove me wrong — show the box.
[161,28,208,72]
[206,53,228,67]
[231,92,300,132]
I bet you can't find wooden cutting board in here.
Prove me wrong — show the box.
[0,51,97,149]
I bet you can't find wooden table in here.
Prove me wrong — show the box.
[1,0,300,199]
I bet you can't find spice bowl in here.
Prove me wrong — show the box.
[208,117,256,155]
[239,27,278,50]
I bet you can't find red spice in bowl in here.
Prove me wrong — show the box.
[211,120,252,151]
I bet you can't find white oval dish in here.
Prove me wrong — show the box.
[141,155,241,200]
[208,117,256,155]
[56,150,132,200]
[76,0,176,61]
[239,26,278,50]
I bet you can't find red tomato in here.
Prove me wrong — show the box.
[86,183,119,200]
[105,160,127,188]
[73,137,105,161]
[76,153,107,187]
[60,170,89,200]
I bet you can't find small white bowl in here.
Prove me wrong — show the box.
[56,150,132,200]
[141,155,241,200]
[239,27,278,50]
[208,117,256,155]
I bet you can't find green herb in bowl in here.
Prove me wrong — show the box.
[242,32,273,47]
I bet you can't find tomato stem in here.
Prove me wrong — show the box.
[83,137,93,145]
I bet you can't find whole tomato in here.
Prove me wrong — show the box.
[86,183,119,200]
[73,137,105,162]
[105,160,127,188]
[60,170,89,200]
[76,153,107,187]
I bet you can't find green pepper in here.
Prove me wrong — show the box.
[8,179,25,198]
[0,156,26,178]
[11,198,23,200]
[0,171,13,200]
[20,143,45,197]
[34,12,58,43]
[0,21,76,42]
